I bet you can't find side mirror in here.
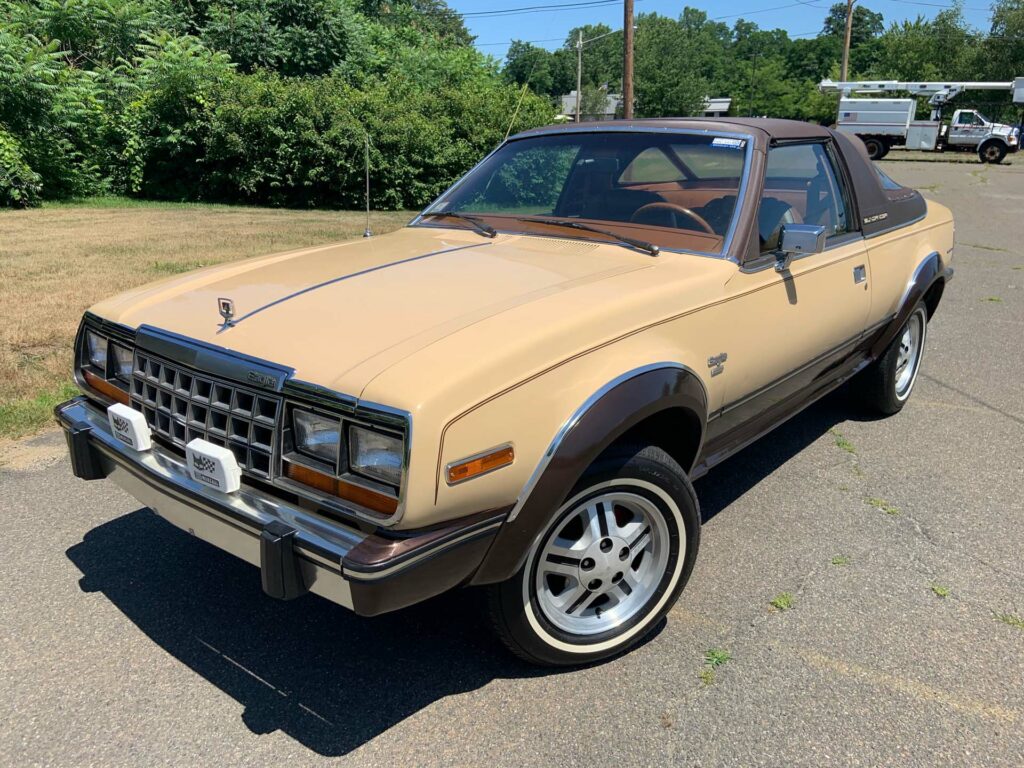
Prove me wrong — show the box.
[775,224,826,272]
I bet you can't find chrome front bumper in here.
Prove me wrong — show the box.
[56,397,507,615]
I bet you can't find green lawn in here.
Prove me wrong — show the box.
[1,198,414,440]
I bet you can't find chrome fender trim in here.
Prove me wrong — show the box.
[507,362,708,523]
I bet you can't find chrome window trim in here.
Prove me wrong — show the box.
[410,127,756,265]
[741,137,865,274]
[507,361,708,523]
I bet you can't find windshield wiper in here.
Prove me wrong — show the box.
[514,217,660,256]
[421,211,497,239]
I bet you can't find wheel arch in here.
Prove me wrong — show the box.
[470,363,707,585]
[871,250,950,359]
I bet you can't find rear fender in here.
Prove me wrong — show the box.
[870,251,950,359]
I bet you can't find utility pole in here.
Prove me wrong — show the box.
[840,0,855,83]
[574,27,627,123]
[575,30,583,122]
[623,0,634,119]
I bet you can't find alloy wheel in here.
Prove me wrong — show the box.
[533,490,672,636]
[895,308,925,400]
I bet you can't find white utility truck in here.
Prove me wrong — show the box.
[819,78,1024,163]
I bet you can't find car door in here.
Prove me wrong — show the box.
[948,111,983,147]
[708,140,870,435]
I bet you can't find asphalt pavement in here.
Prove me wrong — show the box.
[2,159,1023,767]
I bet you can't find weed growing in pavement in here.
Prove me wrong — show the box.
[931,584,950,598]
[770,592,794,611]
[994,612,1024,630]
[981,296,1004,303]
[866,497,900,516]
[831,555,851,566]
[705,648,731,667]
[830,428,856,454]
[700,649,731,686]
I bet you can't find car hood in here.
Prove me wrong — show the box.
[91,226,653,396]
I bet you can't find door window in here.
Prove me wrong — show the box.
[759,142,854,253]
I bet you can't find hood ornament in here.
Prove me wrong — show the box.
[218,297,236,330]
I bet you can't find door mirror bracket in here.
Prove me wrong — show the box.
[775,224,827,272]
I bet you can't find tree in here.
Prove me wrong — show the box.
[822,3,884,47]
[579,82,609,120]
[819,3,885,77]
[564,23,621,91]
[633,13,707,117]
[983,0,1024,80]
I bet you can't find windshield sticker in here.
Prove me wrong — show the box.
[711,137,746,149]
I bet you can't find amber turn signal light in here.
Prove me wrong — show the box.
[283,460,398,516]
[83,369,130,405]
[446,445,515,485]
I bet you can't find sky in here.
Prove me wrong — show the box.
[449,0,997,61]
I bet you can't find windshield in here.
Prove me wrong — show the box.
[416,131,750,256]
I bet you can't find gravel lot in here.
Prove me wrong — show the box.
[2,160,1022,767]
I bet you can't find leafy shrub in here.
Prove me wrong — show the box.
[0,0,554,208]
[0,128,42,206]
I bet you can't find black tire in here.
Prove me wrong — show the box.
[487,444,700,667]
[979,141,1007,164]
[863,137,886,161]
[854,304,928,416]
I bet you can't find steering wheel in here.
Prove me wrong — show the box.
[630,202,716,235]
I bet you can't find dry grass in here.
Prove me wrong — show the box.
[0,199,413,438]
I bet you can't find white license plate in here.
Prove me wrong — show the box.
[185,438,241,494]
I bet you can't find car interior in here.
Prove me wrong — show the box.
[436,134,850,256]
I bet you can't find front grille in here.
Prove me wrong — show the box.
[130,352,281,479]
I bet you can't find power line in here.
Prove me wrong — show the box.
[880,0,991,11]
[709,0,830,22]
[460,0,630,19]
[476,36,565,47]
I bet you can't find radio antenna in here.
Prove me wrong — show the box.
[363,132,372,238]
[505,59,538,141]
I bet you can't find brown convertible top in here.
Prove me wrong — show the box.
[514,117,831,146]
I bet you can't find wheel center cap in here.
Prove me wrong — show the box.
[579,536,629,586]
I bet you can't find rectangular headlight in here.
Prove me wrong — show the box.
[86,331,108,370]
[292,408,341,465]
[110,343,134,381]
[349,426,403,487]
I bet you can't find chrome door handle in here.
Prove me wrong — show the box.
[853,265,867,284]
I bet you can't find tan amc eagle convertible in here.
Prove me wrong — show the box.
[57,118,954,666]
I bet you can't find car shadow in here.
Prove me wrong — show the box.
[694,388,857,523]
[66,511,551,756]
[65,388,855,755]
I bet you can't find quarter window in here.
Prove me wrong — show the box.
[758,142,854,253]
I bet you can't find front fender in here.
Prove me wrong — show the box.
[470,363,707,585]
